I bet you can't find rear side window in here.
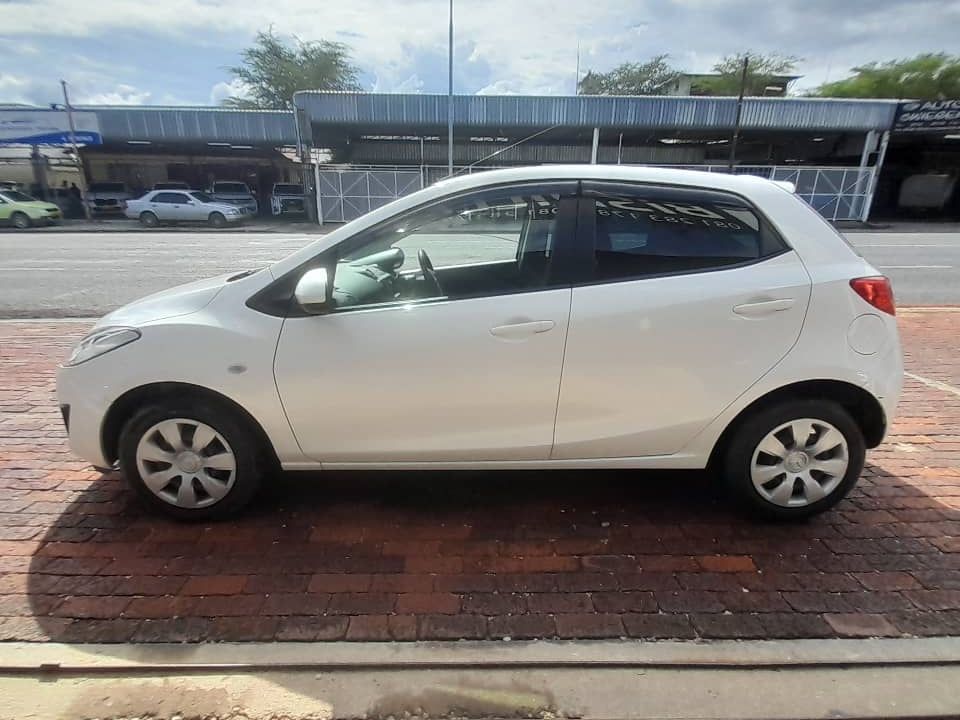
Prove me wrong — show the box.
[582,182,788,282]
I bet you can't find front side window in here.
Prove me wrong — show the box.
[190,191,213,203]
[329,183,574,311]
[583,183,787,282]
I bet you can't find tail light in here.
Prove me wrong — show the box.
[850,276,895,316]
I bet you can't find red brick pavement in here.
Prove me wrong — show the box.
[1,313,959,643]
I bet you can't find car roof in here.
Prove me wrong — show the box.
[430,164,778,196]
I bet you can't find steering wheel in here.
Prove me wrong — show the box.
[417,248,443,296]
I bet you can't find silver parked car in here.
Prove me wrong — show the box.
[208,181,258,215]
[125,190,247,227]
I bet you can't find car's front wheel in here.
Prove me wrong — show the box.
[208,212,226,228]
[723,399,865,520]
[139,211,159,227]
[11,212,31,229]
[118,398,264,520]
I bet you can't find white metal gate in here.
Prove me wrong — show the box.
[666,165,874,222]
[316,164,873,223]
[317,168,422,223]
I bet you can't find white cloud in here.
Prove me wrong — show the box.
[372,73,425,94]
[209,78,250,105]
[76,84,152,105]
[0,73,34,105]
[2,0,960,101]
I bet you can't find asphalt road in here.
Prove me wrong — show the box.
[0,230,957,318]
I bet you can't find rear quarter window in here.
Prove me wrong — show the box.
[582,182,788,282]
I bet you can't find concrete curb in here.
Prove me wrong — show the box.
[2,638,960,720]
[3,636,960,671]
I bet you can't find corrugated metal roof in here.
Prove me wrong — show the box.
[78,106,298,144]
[296,92,897,132]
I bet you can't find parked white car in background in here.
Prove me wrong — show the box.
[270,183,306,216]
[86,182,132,216]
[208,181,258,215]
[125,190,246,227]
[58,165,902,521]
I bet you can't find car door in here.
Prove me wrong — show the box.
[0,194,10,222]
[272,181,578,464]
[552,181,812,460]
[149,192,175,220]
[182,193,209,222]
[163,192,192,221]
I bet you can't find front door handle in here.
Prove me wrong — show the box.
[733,298,795,317]
[490,320,555,339]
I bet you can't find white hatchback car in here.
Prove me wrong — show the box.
[57,166,902,520]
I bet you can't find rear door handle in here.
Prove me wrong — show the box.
[490,320,555,339]
[733,298,795,317]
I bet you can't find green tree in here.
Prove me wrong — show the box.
[223,29,362,109]
[694,52,801,96]
[578,55,680,95]
[813,53,960,99]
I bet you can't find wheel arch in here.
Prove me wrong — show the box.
[101,381,280,469]
[708,379,887,468]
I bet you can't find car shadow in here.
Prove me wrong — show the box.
[21,455,960,647]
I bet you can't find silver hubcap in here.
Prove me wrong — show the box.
[750,418,849,508]
[135,418,236,509]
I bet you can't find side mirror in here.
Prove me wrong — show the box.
[294,267,330,313]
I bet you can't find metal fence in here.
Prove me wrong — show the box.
[316,167,423,223]
[663,165,874,222]
[316,164,874,223]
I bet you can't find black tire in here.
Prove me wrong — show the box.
[208,212,226,228]
[139,211,159,227]
[11,212,31,229]
[118,397,264,520]
[723,399,865,521]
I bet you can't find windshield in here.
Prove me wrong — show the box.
[189,191,214,203]
[274,184,303,194]
[214,182,248,193]
[89,183,126,192]
[0,190,36,203]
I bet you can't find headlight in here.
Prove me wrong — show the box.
[64,327,141,366]
[226,208,240,214]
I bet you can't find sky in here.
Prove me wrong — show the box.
[1,0,959,107]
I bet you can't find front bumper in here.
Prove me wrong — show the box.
[56,364,113,468]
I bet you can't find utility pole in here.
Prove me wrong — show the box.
[447,0,454,177]
[727,55,749,172]
[61,80,92,221]
[575,40,580,95]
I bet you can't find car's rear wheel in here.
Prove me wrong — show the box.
[139,211,159,227]
[723,399,865,520]
[118,398,264,520]
[208,212,226,228]
[11,212,31,229]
